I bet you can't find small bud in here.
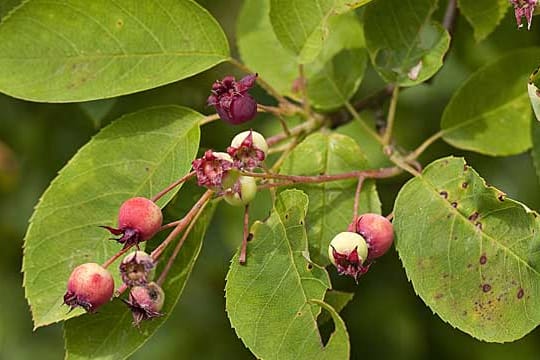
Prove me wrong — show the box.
[350,213,394,260]
[119,250,155,286]
[123,282,165,327]
[511,0,538,30]
[63,263,114,312]
[227,130,268,170]
[101,197,162,249]
[192,150,238,190]
[328,232,369,281]
[207,74,258,125]
[224,176,257,206]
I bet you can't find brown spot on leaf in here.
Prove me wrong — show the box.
[479,255,487,265]
[247,233,253,242]
[482,284,492,293]
[439,191,448,199]
[468,212,479,222]
[463,164,469,171]
[116,19,124,28]
[462,182,468,189]
[434,293,443,300]
[498,194,505,202]
[307,263,313,270]
[451,202,458,208]
[475,222,483,230]
[517,288,525,299]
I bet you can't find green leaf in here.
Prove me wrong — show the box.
[318,290,354,326]
[441,48,540,156]
[531,118,540,183]
[458,0,509,42]
[394,156,540,342]
[237,1,365,102]
[269,0,351,63]
[225,190,349,360]
[528,66,540,122]
[307,48,368,110]
[364,0,450,86]
[279,133,381,266]
[64,202,216,360]
[23,106,201,329]
[0,0,229,102]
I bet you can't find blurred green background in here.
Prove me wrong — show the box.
[2,1,540,359]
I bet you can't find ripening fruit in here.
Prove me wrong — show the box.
[228,130,268,170]
[63,263,114,312]
[123,282,165,326]
[224,176,257,206]
[119,250,155,286]
[101,197,163,248]
[192,150,238,190]
[207,74,258,125]
[353,213,394,260]
[328,232,369,281]
[231,130,268,157]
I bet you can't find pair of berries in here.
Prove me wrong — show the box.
[192,130,268,207]
[64,197,165,325]
[328,213,394,281]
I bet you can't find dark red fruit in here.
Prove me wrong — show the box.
[123,282,165,327]
[350,213,394,260]
[63,263,114,312]
[102,197,162,249]
[207,74,258,125]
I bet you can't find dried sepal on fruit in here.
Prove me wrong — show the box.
[123,282,165,327]
[192,150,238,190]
[63,263,114,313]
[227,130,268,170]
[101,197,163,249]
[328,232,370,282]
[119,250,155,286]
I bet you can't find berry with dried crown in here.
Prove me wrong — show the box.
[227,130,268,170]
[207,74,258,125]
[119,250,155,286]
[63,263,114,312]
[350,213,394,260]
[192,150,238,190]
[101,197,162,249]
[328,232,369,281]
[224,176,257,207]
[123,282,165,326]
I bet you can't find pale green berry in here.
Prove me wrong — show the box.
[224,176,257,206]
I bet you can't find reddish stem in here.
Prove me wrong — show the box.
[151,190,214,261]
[156,196,210,286]
[102,244,134,269]
[151,171,196,203]
[239,205,250,265]
[353,177,365,220]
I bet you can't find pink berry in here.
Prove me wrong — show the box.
[101,197,162,248]
[123,282,165,326]
[352,213,394,260]
[63,263,114,312]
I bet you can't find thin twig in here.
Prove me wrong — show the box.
[353,177,365,220]
[298,64,312,116]
[406,130,444,161]
[199,113,221,126]
[152,171,196,203]
[151,190,214,261]
[382,86,400,146]
[102,244,134,269]
[156,196,210,286]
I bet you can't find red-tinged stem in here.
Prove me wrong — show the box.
[114,283,128,297]
[152,171,196,203]
[242,166,401,184]
[102,244,134,269]
[386,212,394,221]
[156,195,210,286]
[151,190,214,261]
[353,177,365,220]
[239,204,250,265]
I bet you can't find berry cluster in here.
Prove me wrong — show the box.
[328,213,394,282]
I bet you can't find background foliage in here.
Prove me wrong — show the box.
[2,0,540,359]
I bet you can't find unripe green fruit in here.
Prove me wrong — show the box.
[224,176,257,206]
[231,130,268,156]
[328,232,369,266]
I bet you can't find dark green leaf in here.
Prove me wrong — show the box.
[0,0,229,102]
[458,0,509,42]
[23,106,201,329]
[364,0,450,86]
[441,48,540,156]
[64,202,216,360]
[280,133,381,265]
[226,190,349,359]
[394,157,540,342]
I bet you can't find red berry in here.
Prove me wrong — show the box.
[123,282,165,326]
[63,263,114,312]
[101,197,162,248]
[352,213,394,260]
